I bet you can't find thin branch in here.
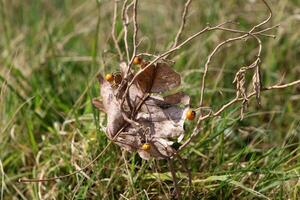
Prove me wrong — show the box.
[171,0,192,49]
[126,0,139,75]
[249,0,273,33]
[121,0,131,63]
[122,151,137,195]
[112,0,124,61]
[168,159,181,199]
[264,79,300,90]
[181,34,263,151]
[120,20,278,119]
[128,21,275,94]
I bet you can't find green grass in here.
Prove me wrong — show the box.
[1,0,300,199]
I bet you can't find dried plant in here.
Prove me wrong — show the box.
[19,0,300,198]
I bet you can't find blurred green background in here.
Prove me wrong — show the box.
[0,0,300,199]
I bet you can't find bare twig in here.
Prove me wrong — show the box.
[122,151,137,195]
[112,0,124,61]
[199,34,250,107]
[126,0,139,75]
[249,0,273,33]
[121,0,131,63]
[168,159,181,199]
[190,0,273,148]
[264,80,300,90]
[170,0,192,49]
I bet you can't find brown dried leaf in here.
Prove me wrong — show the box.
[119,62,131,78]
[138,97,187,140]
[151,62,181,93]
[135,61,156,93]
[136,62,181,94]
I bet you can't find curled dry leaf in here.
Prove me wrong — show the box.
[94,61,190,160]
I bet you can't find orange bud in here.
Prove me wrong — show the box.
[133,56,143,65]
[105,74,114,82]
[186,109,196,120]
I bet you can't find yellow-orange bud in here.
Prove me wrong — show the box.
[186,109,196,120]
[141,143,151,151]
[105,73,114,82]
[133,56,143,65]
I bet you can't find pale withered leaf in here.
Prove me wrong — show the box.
[136,107,187,140]
[137,138,175,160]
[97,74,125,138]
